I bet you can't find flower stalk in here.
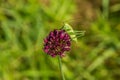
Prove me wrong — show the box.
[58,56,65,80]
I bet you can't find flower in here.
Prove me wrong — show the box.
[43,29,71,57]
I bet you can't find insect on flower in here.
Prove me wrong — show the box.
[43,23,85,57]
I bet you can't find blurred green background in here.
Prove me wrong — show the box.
[0,0,120,80]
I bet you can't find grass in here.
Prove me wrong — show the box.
[0,0,120,80]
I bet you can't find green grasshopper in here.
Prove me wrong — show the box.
[62,23,85,42]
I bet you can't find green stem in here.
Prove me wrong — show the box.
[58,56,65,80]
[102,0,109,19]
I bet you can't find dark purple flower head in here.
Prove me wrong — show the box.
[43,29,71,57]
